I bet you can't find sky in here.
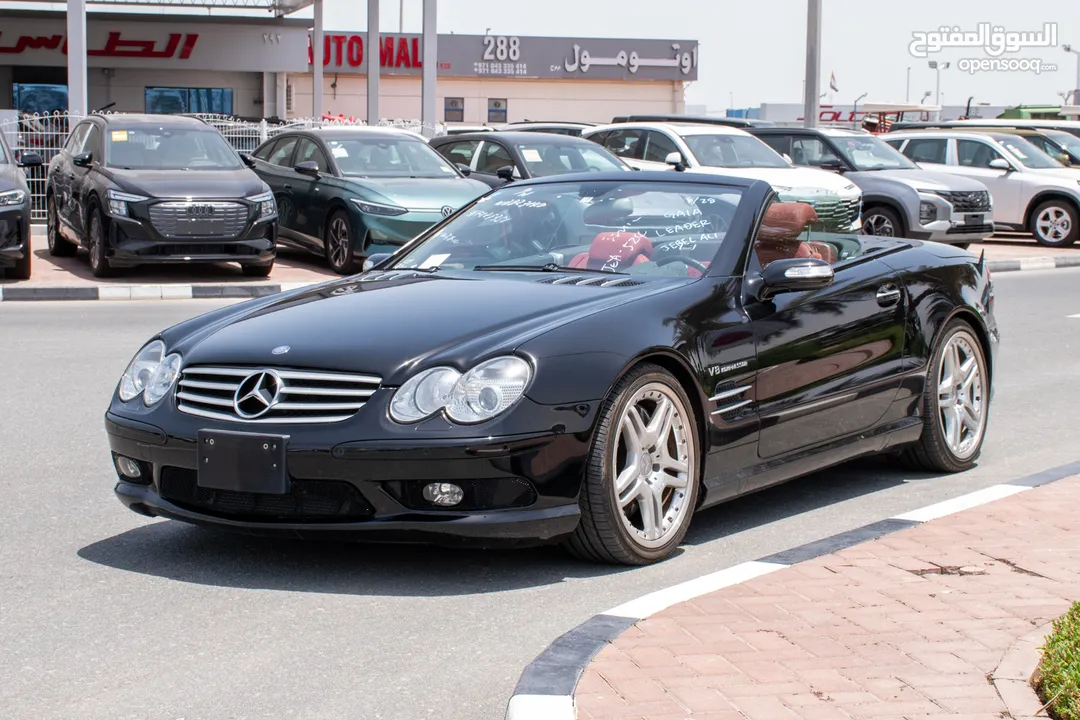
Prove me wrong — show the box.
[9,0,1080,109]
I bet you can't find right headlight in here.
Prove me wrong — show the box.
[117,339,182,407]
[0,189,26,206]
[389,356,532,424]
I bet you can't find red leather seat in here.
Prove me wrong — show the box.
[569,232,653,272]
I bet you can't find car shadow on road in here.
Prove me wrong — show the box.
[76,456,935,597]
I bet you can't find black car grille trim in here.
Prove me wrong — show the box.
[176,366,382,424]
[937,190,991,212]
[148,201,251,239]
[136,243,262,257]
[536,275,645,287]
[159,466,375,522]
[946,223,994,235]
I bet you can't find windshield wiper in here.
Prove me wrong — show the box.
[473,262,629,275]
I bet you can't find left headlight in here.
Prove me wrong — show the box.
[389,356,532,425]
[117,339,182,407]
[247,190,277,220]
[0,189,26,206]
[106,189,148,217]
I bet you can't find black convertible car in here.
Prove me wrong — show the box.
[105,171,998,565]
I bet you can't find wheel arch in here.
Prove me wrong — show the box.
[1023,191,1080,229]
[939,306,994,387]
[861,196,908,236]
[324,199,367,251]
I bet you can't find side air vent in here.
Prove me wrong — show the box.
[536,275,645,288]
[359,270,427,283]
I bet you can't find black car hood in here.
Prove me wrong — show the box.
[174,272,685,384]
[106,168,266,199]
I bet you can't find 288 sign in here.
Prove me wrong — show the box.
[482,35,520,61]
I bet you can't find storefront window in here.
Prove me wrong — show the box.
[487,98,507,124]
[145,87,234,115]
[445,97,464,123]
[12,84,68,114]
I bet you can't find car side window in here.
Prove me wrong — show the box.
[82,124,103,159]
[267,136,299,167]
[956,139,1004,168]
[790,137,840,167]
[476,141,514,174]
[253,139,278,161]
[66,123,90,154]
[750,200,864,273]
[586,131,610,147]
[603,129,645,160]
[901,138,947,164]
[643,131,679,162]
[296,138,330,172]
[438,140,480,167]
[758,135,792,158]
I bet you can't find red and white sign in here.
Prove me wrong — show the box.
[307,34,451,72]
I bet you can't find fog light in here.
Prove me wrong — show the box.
[115,456,142,480]
[422,482,464,507]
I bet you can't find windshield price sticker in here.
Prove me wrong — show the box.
[111,130,129,142]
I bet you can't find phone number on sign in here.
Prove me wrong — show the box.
[473,61,529,76]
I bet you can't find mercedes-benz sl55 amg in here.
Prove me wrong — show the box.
[105,171,998,565]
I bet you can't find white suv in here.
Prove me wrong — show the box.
[885,130,1080,246]
[583,122,863,232]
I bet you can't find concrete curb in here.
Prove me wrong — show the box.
[503,459,1080,720]
[0,281,319,302]
[987,254,1080,273]
[991,622,1053,719]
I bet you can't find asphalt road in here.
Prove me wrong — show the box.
[1,268,1077,720]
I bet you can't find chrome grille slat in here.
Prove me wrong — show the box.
[148,201,250,239]
[176,365,382,424]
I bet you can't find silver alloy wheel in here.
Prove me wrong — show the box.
[936,330,986,460]
[611,382,695,549]
[328,216,349,268]
[1035,206,1073,243]
[862,213,895,236]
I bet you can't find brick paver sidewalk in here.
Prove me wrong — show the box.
[576,476,1080,720]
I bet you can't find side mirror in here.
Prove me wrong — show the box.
[756,257,834,300]
[818,158,845,172]
[988,158,1012,171]
[455,163,472,176]
[294,160,320,177]
[1055,153,1072,166]
[239,152,256,168]
[18,151,43,168]
[362,252,392,272]
[665,151,687,172]
[72,152,93,168]
[496,165,516,181]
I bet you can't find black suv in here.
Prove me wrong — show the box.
[0,130,43,280]
[45,113,278,277]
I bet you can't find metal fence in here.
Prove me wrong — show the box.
[0,111,447,221]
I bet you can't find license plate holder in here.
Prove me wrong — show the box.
[965,214,984,225]
[197,430,290,494]
[178,218,218,236]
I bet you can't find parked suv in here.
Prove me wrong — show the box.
[45,113,278,277]
[0,130,43,280]
[885,130,1080,246]
[583,122,862,231]
[749,127,994,246]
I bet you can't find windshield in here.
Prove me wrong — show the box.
[389,181,745,276]
[105,126,243,170]
[516,142,628,177]
[1044,130,1080,157]
[996,135,1064,169]
[327,136,460,178]
[683,134,790,168]
[830,135,918,170]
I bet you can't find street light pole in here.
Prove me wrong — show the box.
[853,92,868,129]
[1065,45,1080,107]
[928,60,949,119]
[803,0,822,128]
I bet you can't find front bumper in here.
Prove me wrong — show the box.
[105,410,585,547]
[354,207,447,254]
[910,193,994,243]
[0,204,30,268]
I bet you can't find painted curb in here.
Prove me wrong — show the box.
[503,459,1080,720]
[987,254,1080,273]
[0,281,319,302]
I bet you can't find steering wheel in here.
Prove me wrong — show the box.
[655,254,709,274]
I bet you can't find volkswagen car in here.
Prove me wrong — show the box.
[249,127,489,273]
[105,171,997,566]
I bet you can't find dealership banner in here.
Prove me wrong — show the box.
[307,32,700,81]
[0,16,310,73]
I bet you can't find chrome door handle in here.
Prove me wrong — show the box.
[876,285,902,306]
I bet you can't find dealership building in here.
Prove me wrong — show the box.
[0,7,697,125]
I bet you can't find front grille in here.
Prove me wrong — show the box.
[159,466,375,521]
[176,366,382,424]
[148,201,250,239]
[938,190,991,213]
[809,197,861,231]
[385,478,538,511]
[535,275,645,287]
[946,223,994,235]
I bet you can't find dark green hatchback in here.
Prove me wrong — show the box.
[249,127,490,273]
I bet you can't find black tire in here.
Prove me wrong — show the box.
[241,260,274,277]
[861,206,903,237]
[46,192,77,257]
[9,231,32,280]
[1028,199,1079,247]
[898,319,989,473]
[562,363,701,565]
[324,209,359,274]
[87,205,115,278]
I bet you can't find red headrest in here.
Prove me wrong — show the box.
[589,232,653,263]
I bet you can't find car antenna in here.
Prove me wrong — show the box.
[93,101,117,113]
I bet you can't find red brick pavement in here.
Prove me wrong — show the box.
[575,475,1080,720]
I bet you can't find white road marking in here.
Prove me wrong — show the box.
[1018,257,1056,271]
[891,484,1030,523]
[603,560,787,620]
[1068,313,1080,318]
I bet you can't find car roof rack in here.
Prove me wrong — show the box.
[609,114,775,128]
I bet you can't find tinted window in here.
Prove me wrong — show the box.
[956,139,1003,168]
[325,135,460,178]
[296,138,330,172]
[643,131,679,162]
[476,141,514,174]
[253,138,278,161]
[994,135,1062,169]
[66,124,90,153]
[267,136,299,167]
[83,124,103,158]
[586,131,610,146]
[902,138,947,164]
[685,134,789,168]
[437,140,481,167]
[604,129,644,160]
[830,135,918,170]
[515,142,628,176]
[790,137,840,167]
[758,135,792,156]
[105,125,244,171]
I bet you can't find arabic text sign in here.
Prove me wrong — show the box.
[909,22,1058,59]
